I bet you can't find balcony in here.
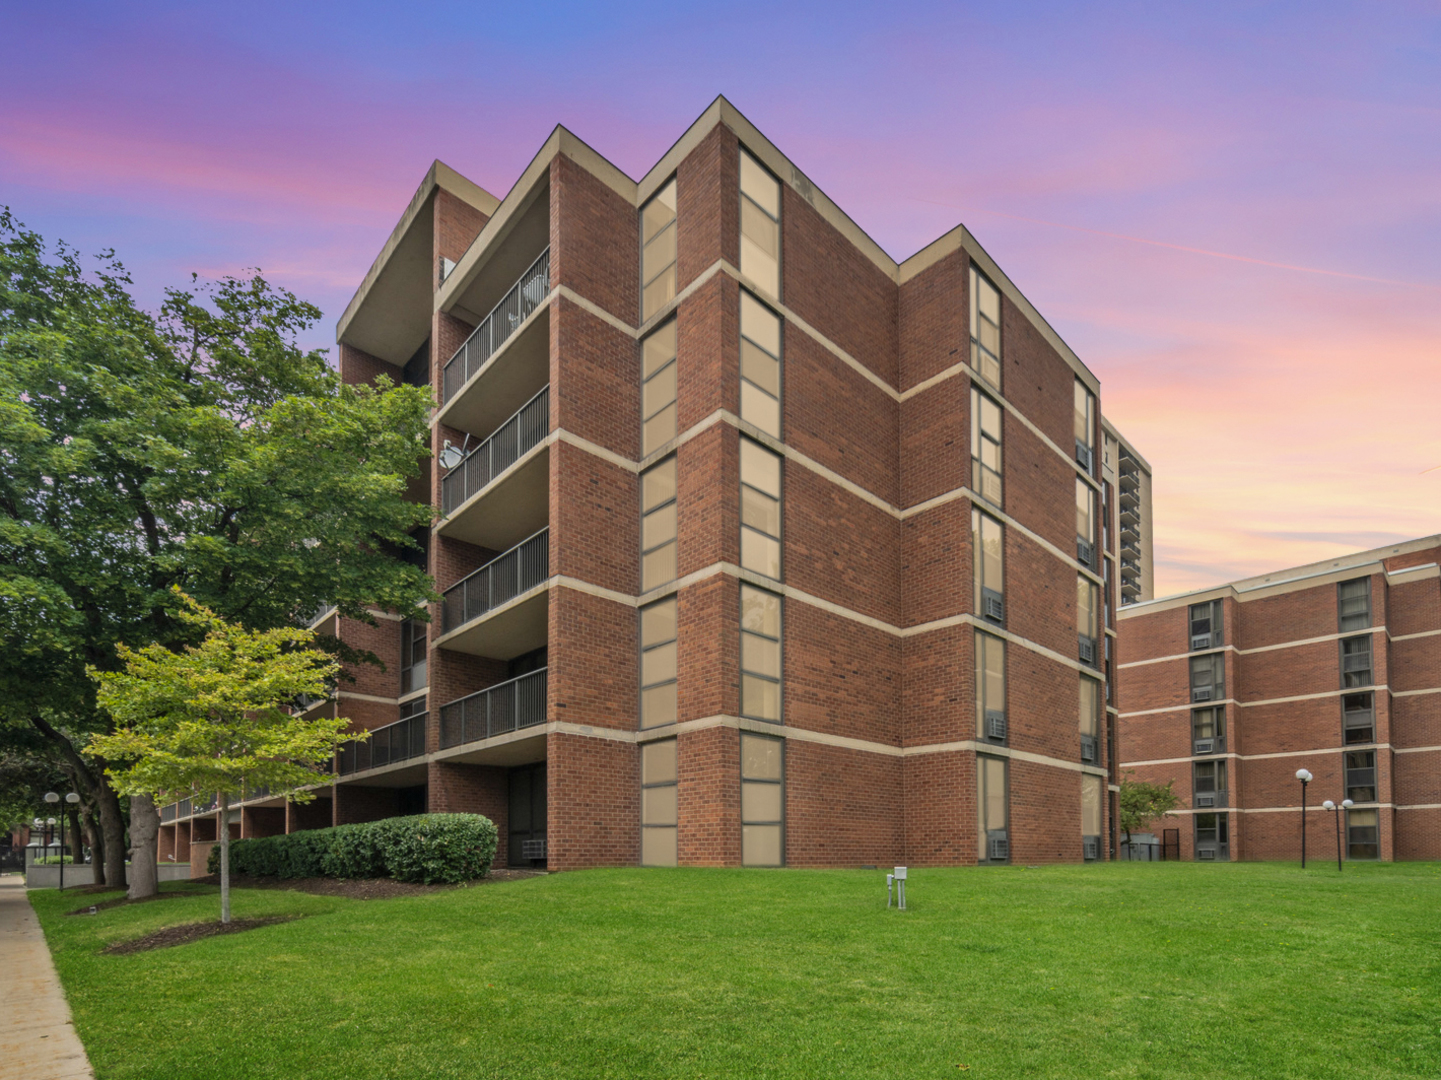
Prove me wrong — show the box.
[437,393,550,553]
[442,248,550,408]
[441,387,549,516]
[439,668,548,750]
[337,713,428,776]
[436,530,549,659]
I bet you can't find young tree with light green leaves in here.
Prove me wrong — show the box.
[89,593,361,923]
[1118,772,1185,851]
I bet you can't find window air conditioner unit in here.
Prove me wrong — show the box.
[1075,440,1093,473]
[1196,794,1215,808]
[1192,687,1213,702]
[1079,637,1095,665]
[1083,837,1099,861]
[1197,848,1216,861]
[521,839,547,860]
[1191,634,1210,651]
[986,711,1007,740]
[984,595,1005,623]
[1193,739,1214,755]
[987,837,1009,862]
[1077,539,1094,567]
[1080,735,1097,763]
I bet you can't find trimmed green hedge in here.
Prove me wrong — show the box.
[207,813,497,884]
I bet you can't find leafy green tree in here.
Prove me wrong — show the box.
[1118,772,1184,849]
[90,593,359,922]
[0,211,435,887]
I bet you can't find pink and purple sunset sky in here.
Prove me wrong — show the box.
[4,1,1438,597]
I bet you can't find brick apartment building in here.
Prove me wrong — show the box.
[1116,535,1441,862]
[158,96,1153,874]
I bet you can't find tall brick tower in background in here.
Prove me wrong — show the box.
[157,97,1154,873]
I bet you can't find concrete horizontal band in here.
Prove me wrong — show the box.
[635,713,1107,776]
[1120,743,1399,768]
[1119,628,1398,670]
[1119,685,1416,718]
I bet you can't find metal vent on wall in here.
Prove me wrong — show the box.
[1079,637,1095,665]
[1193,739,1214,755]
[1191,634,1211,651]
[1197,848,1216,861]
[1080,735,1097,763]
[988,837,1009,861]
[1193,687,1213,702]
[1075,441,1093,473]
[521,839,547,860]
[986,711,1007,741]
[1195,794,1215,808]
[1083,837,1099,861]
[984,593,1004,623]
[1077,539,1094,567]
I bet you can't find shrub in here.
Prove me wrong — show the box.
[371,814,498,885]
[321,823,385,879]
[205,814,496,884]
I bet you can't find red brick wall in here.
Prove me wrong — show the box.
[551,154,637,325]
[428,761,509,866]
[785,739,903,867]
[899,249,966,391]
[547,731,638,870]
[677,725,741,866]
[903,750,976,865]
[675,123,738,293]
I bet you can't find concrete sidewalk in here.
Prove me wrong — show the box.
[0,874,95,1080]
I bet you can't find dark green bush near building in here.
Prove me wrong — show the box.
[208,814,496,884]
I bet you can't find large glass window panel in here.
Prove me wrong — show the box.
[977,755,1008,862]
[641,321,678,455]
[1079,677,1100,738]
[1081,774,1103,837]
[1347,808,1379,859]
[971,388,1003,506]
[741,732,784,866]
[1345,750,1377,803]
[640,599,678,729]
[740,151,780,297]
[641,458,678,590]
[1078,577,1099,638]
[1343,692,1375,744]
[1192,706,1226,740]
[400,619,427,694]
[740,585,782,722]
[640,739,678,866]
[969,266,1001,386]
[1076,478,1094,545]
[1074,380,1095,470]
[1339,578,1371,631]
[1341,635,1373,689]
[1190,653,1224,700]
[641,180,677,321]
[1194,760,1227,792]
[739,438,782,579]
[973,509,1004,623]
[975,632,1006,740]
[739,292,782,437]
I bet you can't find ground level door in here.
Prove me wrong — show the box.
[508,763,547,868]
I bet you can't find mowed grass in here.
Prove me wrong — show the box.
[27,862,1441,1080]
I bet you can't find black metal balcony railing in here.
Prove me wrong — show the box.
[442,529,549,634]
[441,386,550,514]
[337,713,428,776]
[439,669,547,749]
[161,803,176,823]
[177,797,192,819]
[443,248,551,405]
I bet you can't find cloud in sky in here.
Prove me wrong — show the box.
[3,0,1438,595]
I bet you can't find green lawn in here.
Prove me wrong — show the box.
[28,862,1441,1080]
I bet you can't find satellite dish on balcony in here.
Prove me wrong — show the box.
[438,440,466,471]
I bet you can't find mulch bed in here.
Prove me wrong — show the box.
[103,915,301,955]
[68,891,194,916]
[188,868,544,900]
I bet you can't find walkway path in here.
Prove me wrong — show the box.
[0,874,95,1080]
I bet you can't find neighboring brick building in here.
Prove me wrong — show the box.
[1116,535,1441,862]
[159,97,1151,872]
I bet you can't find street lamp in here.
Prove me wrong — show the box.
[1295,769,1314,868]
[1321,799,1355,872]
[43,792,81,890]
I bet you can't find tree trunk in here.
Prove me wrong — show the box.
[95,780,128,888]
[127,795,160,900]
[66,805,84,861]
[85,808,105,885]
[219,790,231,924]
